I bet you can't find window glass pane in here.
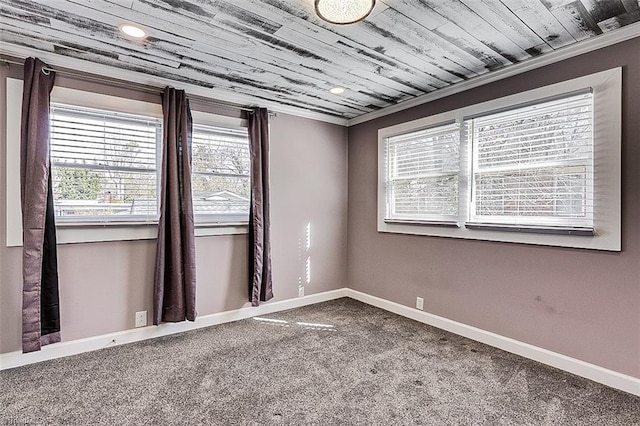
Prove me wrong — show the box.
[191,125,250,221]
[50,104,160,222]
[385,123,460,222]
[469,92,593,228]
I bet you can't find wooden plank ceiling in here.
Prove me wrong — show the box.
[1,0,639,119]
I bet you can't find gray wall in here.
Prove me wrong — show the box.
[0,65,348,354]
[347,37,640,378]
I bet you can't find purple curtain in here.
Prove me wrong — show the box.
[20,57,60,353]
[248,107,273,306]
[153,87,196,325]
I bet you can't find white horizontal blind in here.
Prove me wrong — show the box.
[468,92,594,229]
[191,124,250,222]
[50,104,161,222]
[385,122,460,223]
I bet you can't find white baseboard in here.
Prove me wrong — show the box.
[0,288,348,371]
[346,289,640,397]
[2,287,638,397]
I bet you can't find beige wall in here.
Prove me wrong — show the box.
[347,37,640,378]
[0,65,348,354]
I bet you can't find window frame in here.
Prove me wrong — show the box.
[377,68,621,251]
[49,102,164,225]
[466,90,595,231]
[5,80,248,247]
[383,121,461,226]
[190,119,251,226]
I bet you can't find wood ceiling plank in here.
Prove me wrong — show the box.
[178,53,380,114]
[364,8,487,76]
[281,18,458,91]
[460,0,551,53]
[378,0,448,30]
[118,54,181,72]
[273,25,441,92]
[67,1,209,48]
[174,37,391,112]
[542,0,603,41]
[1,21,181,78]
[1,1,193,67]
[579,0,627,23]
[132,0,218,24]
[104,0,134,8]
[3,9,184,69]
[243,0,500,99]
[597,10,640,31]
[363,10,475,82]
[621,0,640,14]
[187,39,393,108]
[431,22,513,71]
[204,9,426,101]
[420,0,532,63]
[231,0,453,90]
[0,29,57,54]
[3,0,639,119]
[215,24,418,100]
[185,25,407,108]
[500,0,577,48]
[208,0,283,35]
[63,0,196,47]
[236,0,455,94]
[346,67,422,98]
[2,13,374,116]
[6,0,371,113]
[102,50,365,116]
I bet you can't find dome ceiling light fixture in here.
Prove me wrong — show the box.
[314,0,376,25]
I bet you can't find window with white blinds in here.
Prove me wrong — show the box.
[191,124,250,223]
[378,68,620,250]
[385,122,460,224]
[50,104,161,223]
[467,91,594,232]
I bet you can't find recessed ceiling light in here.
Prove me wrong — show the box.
[119,24,147,39]
[330,87,345,94]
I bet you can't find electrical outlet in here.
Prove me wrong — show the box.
[298,286,304,297]
[135,311,147,328]
[416,297,424,311]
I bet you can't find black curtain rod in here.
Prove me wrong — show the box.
[1,57,256,114]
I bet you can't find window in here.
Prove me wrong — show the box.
[467,91,594,233]
[48,105,252,225]
[50,104,161,223]
[191,125,250,223]
[377,68,621,251]
[5,80,250,246]
[384,122,460,225]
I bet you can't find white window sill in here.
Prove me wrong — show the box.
[6,222,248,247]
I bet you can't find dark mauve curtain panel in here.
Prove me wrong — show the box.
[248,107,273,306]
[153,87,196,325]
[20,57,61,353]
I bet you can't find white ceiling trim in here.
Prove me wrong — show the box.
[0,44,349,126]
[347,22,640,127]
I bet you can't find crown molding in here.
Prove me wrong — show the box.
[0,45,349,127]
[347,23,640,127]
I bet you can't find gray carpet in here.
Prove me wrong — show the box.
[1,298,638,425]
